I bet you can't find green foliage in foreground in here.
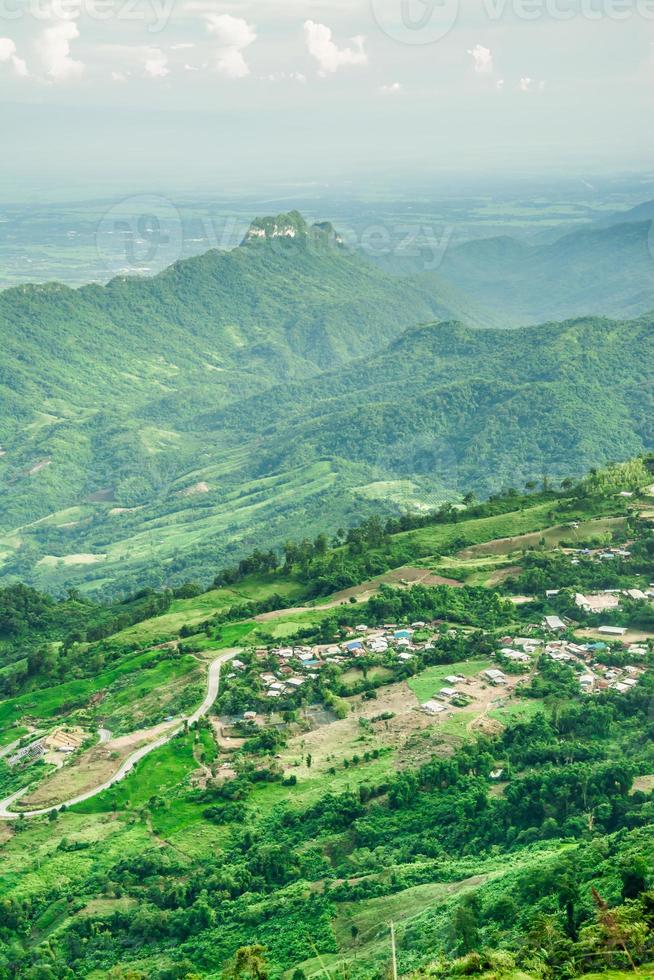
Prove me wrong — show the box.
[0,460,652,979]
[2,671,654,979]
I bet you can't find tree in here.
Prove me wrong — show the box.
[223,945,269,980]
[449,897,479,955]
[620,855,649,900]
[590,887,637,971]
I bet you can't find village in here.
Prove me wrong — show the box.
[4,575,653,784]
[223,596,651,729]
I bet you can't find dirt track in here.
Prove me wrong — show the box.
[0,651,236,820]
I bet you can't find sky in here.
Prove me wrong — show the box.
[1,0,654,197]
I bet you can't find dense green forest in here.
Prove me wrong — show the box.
[0,215,652,598]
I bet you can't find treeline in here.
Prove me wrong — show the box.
[210,479,585,601]
[0,583,173,697]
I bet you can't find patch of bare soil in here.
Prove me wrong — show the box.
[632,775,654,794]
[469,715,504,737]
[279,680,440,779]
[457,527,571,559]
[210,717,246,752]
[178,482,210,497]
[576,627,654,645]
[487,565,523,586]
[418,572,464,587]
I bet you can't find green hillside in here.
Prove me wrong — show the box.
[2,303,653,597]
[0,214,482,596]
[1,212,652,599]
[210,315,653,496]
[0,459,653,978]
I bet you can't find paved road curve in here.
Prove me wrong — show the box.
[0,651,236,821]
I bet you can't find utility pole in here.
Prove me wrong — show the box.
[390,921,398,980]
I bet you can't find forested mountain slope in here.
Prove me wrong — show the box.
[437,220,654,323]
[0,211,471,438]
[1,212,652,598]
[208,313,654,504]
[0,214,481,590]
[1,304,652,597]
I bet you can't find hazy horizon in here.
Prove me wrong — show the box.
[2,0,654,197]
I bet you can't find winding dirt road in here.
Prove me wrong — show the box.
[0,651,236,821]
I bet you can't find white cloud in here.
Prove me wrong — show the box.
[265,71,307,83]
[215,47,249,78]
[36,15,83,82]
[304,21,367,75]
[144,47,169,78]
[468,44,493,75]
[206,13,256,79]
[496,79,505,91]
[518,77,545,93]
[0,37,28,77]
[0,37,14,61]
[380,81,402,95]
[12,56,28,77]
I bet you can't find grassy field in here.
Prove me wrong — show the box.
[397,501,626,562]
[73,731,198,817]
[0,725,28,748]
[489,698,545,726]
[110,573,306,645]
[340,665,394,689]
[455,517,626,560]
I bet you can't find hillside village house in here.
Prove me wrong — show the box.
[482,668,507,686]
[543,615,566,631]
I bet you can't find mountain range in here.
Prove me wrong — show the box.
[0,210,652,597]
[435,218,654,324]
